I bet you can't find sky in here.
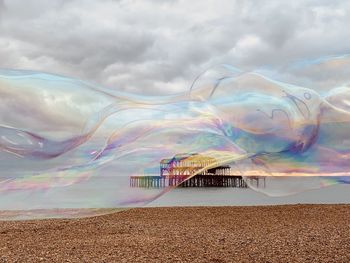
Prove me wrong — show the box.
[0,0,350,96]
[2,0,350,213]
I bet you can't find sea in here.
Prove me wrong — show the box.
[146,184,350,207]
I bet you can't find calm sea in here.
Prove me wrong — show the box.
[147,184,350,207]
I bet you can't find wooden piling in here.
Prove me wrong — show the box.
[129,174,262,189]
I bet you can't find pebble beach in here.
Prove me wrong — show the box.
[0,204,350,262]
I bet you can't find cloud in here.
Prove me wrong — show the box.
[0,0,350,95]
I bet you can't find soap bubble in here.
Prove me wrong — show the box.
[1,56,350,219]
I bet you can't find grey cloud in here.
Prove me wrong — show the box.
[0,0,350,95]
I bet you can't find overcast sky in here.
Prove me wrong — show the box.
[0,0,350,95]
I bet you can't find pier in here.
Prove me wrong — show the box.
[129,153,266,188]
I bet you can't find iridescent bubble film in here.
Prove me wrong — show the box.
[1,56,350,219]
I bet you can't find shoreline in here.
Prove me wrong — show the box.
[1,204,349,262]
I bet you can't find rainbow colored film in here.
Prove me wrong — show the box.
[1,56,350,219]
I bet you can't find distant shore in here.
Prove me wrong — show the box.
[0,205,349,262]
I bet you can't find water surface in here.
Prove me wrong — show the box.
[147,184,350,207]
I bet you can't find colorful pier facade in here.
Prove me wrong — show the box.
[130,153,266,188]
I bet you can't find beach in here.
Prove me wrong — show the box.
[0,205,349,262]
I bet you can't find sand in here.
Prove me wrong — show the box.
[0,204,350,262]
